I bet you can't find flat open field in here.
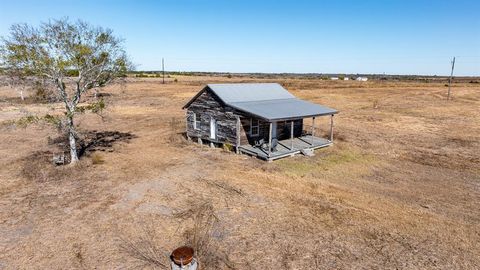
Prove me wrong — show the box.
[0,76,479,269]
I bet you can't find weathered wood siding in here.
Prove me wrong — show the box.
[238,117,271,145]
[238,117,303,144]
[186,90,238,145]
[239,117,251,145]
[185,88,304,147]
[276,120,303,139]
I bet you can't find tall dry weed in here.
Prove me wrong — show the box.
[175,201,236,269]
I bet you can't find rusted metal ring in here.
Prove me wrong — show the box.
[171,246,194,266]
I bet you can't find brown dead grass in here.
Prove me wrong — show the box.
[0,76,479,269]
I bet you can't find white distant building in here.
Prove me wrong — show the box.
[356,77,368,81]
[330,77,339,80]
[343,77,349,81]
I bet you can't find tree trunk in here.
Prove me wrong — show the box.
[67,116,79,163]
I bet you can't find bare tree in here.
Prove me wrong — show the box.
[0,18,131,163]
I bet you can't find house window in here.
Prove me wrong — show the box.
[250,118,259,136]
[193,113,200,130]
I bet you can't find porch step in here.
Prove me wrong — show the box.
[300,148,315,157]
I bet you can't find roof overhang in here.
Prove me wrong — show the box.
[229,98,338,121]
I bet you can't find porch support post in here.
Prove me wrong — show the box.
[268,122,272,158]
[329,114,334,142]
[311,117,316,145]
[290,120,294,150]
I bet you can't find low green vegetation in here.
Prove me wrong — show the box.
[276,146,375,178]
[222,143,234,152]
[134,73,163,78]
[7,114,62,128]
[76,99,106,114]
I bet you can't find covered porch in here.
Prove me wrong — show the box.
[239,134,332,161]
[238,114,335,161]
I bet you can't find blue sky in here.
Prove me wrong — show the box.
[1,0,479,75]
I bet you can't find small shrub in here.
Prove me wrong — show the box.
[33,86,48,101]
[16,115,40,127]
[174,78,178,83]
[43,114,62,127]
[91,153,105,164]
[222,143,234,152]
[11,114,63,129]
[75,99,106,114]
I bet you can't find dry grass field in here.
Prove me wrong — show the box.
[0,75,479,269]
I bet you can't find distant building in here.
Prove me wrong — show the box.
[343,77,349,81]
[356,77,368,81]
[330,77,339,80]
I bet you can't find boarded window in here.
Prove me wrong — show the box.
[250,118,259,136]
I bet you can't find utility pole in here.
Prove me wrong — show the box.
[162,57,165,84]
[447,57,455,101]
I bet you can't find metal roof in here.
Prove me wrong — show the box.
[206,83,295,103]
[230,99,337,121]
[183,83,338,121]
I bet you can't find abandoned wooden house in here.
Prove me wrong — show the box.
[183,83,338,161]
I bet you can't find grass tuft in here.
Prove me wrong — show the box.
[90,153,105,165]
